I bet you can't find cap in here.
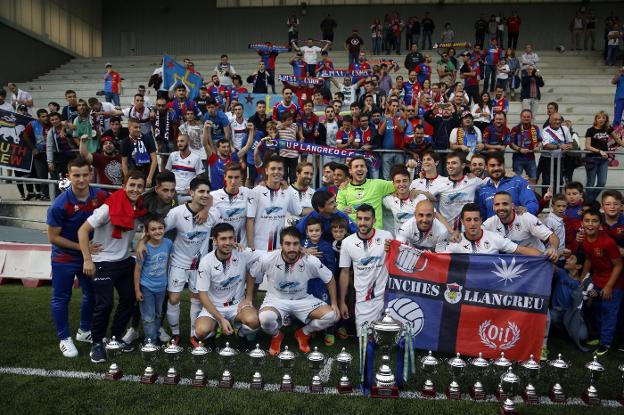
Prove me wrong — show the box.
[17,104,27,111]
[101,135,114,144]
[461,110,473,119]
[461,51,470,57]
[105,62,112,67]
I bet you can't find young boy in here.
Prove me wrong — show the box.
[578,209,623,355]
[542,253,591,359]
[563,181,584,249]
[134,216,173,344]
[543,193,567,262]
[331,216,351,341]
[304,217,337,345]
[336,115,354,149]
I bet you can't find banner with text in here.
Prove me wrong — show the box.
[0,109,33,173]
[275,138,379,168]
[384,241,553,361]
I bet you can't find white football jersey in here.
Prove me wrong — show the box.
[396,218,449,252]
[165,151,204,193]
[247,185,302,250]
[285,185,314,226]
[196,249,263,306]
[382,194,427,236]
[251,250,332,300]
[339,229,393,303]
[445,229,518,254]
[210,187,251,246]
[165,204,212,269]
[409,175,446,193]
[432,176,485,230]
[230,118,247,150]
[483,212,552,251]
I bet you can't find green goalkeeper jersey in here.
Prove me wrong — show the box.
[336,179,395,229]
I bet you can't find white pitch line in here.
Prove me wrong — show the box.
[0,366,621,407]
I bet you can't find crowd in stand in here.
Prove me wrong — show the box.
[3,9,624,364]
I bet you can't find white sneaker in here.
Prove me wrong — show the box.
[158,327,171,343]
[122,327,139,344]
[59,337,78,358]
[76,329,92,343]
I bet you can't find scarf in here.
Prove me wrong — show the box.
[456,127,478,147]
[90,111,105,134]
[105,189,147,239]
[154,112,170,143]
[518,125,538,149]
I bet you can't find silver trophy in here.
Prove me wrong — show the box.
[163,340,183,385]
[500,367,520,415]
[420,351,440,398]
[307,346,325,393]
[278,345,296,392]
[446,353,466,400]
[104,336,123,380]
[520,354,540,404]
[218,342,239,388]
[336,347,353,394]
[371,309,403,398]
[618,364,624,405]
[469,352,489,400]
[493,352,512,401]
[139,338,159,384]
[582,355,605,406]
[191,341,209,387]
[248,344,267,390]
[547,353,569,403]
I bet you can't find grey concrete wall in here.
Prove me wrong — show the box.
[0,23,72,85]
[102,1,620,56]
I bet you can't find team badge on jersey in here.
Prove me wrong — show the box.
[444,283,463,304]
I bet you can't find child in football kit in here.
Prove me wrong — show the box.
[134,217,173,344]
[330,217,352,341]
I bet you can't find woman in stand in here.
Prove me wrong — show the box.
[584,111,623,202]
[505,48,520,100]
[471,91,493,132]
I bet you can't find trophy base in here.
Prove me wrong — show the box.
[495,390,507,402]
[140,372,158,384]
[310,383,324,393]
[280,382,295,392]
[549,391,566,404]
[218,378,234,389]
[470,389,486,401]
[619,395,624,406]
[104,369,123,381]
[581,392,601,406]
[337,383,353,394]
[445,388,461,400]
[250,380,264,390]
[164,374,180,385]
[522,391,538,405]
[421,388,436,398]
[192,376,207,388]
[371,385,399,399]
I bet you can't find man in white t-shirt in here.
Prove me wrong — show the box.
[229,102,247,151]
[286,161,315,226]
[482,191,559,261]
[110,94,154,136]
[214,54,236,88]
[445,203,542,255]
[246,155,306,250]
[78,170,146,363]
[538,112,573,193]
[339,204,394,335]
[195,223,263,350]
[292,38,330,77]
[165,134,204,203]
[330,77,358,107]
[252,227,338,355]
[397,199,449,251]
[8,83,33,115]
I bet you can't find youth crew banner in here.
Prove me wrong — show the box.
[275,139,379,168]
[384,241,553,361]
[238,93,299,120]
[0,109,34,173]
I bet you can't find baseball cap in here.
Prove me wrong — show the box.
[461,110,473,119]
[105,62,112,67]
[17,104,27,111]
[101,135,114,144]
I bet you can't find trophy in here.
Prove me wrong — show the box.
[307,346,325,393]
[619,364,624,405]
[370,309,403,398]
[493,352,512,401]
[469,352,489,400]
[548,353,569,403]
[104,336,123,380]
[336,347,353,394]
[500,367,520,415]
[520,354,540,404]
[581,355,605,406]
[163,340,183,385]
[420,351,440,398]
[139,338,159,384]
[218,342,239,388]
[191,341,209,388]
[248,344,267,390]
[446,353,466,400]
[277,345,296,392]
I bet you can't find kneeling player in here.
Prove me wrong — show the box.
[195,223,262,349]
[252,227,338,355]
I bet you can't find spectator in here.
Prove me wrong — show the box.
[495,57,510,91]
[421,12,435,50]
[61,90,79,122]
[291,38,330,77]
[247,61,270,94]
[404,43,424,73]
[48,101,60,113]
[370,19,383,56]
[483,38,503,93]
[120,118,158,187]
[46,111,76,182]
[613,66,624,127]
[506,11,522,50]
[289,51,307,79]
[256,42,279,94]
[378,99,406,179]
[287,14,299,49]
[388,13,403,55]
[488,15,498,42]
[79,135,122,186]
[166,84,199,121]
[101,116,128,149]
[424,103,460,175]
[483,112,511,153]
[344,29,364,65]
[69,100,97,153]
[496,13,505,47]
[585,10,597,51]
[606,22,622,66]
[459,51,480,104]
[152,97,178,171]
[214,54,236,88]
[22,109,51,200]
[584,111,623,202]
[450,111,484,157]
[113,94,154,136]
[0,88,12,111]
[320,14,337,43]
[436,50,456,87]
[202,98,232,147]
[570,11,585,51]
[539,112,573,194]
[103,63,122,107]
[272,87,299,122]
[440,22,454,44]
[276,112,299,183]
[8,83,33,115]
[520,43,539,71]
[474,15,488,48]
[505,48,521,100]
[472,92,493,131]
[87,97,116,136]
[491,86,509,114]
[165,134,204,201]
[520,65,544,118]
[179,109,205,160]
[405,16,420,50]
[248,100,269,134]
